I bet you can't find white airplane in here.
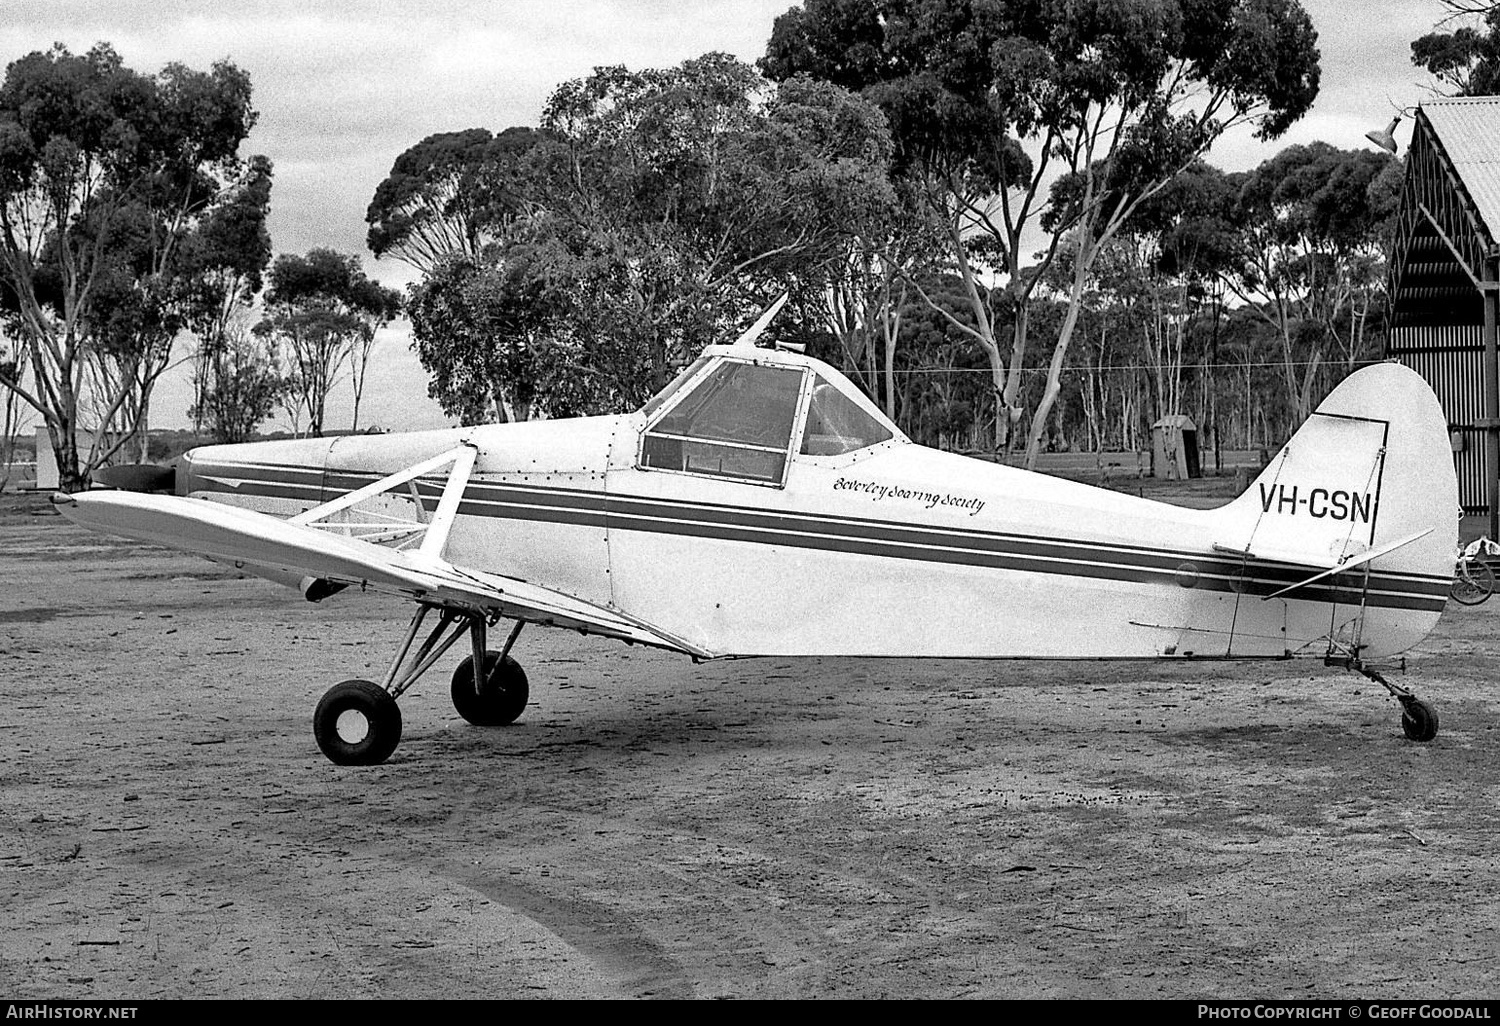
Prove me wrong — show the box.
[55,306,1459,765]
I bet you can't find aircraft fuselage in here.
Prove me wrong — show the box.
[177,353,1453,664]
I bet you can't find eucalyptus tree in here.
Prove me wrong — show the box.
[759,77,915,417]
[0,340,27,487]
[1215,143,1399,422]
[764,0,1042,449]
[405,246,566,425]
[382,54,898,420]
[1088,161,1242,449]
[187,313,287,444]
[257,249,401,436]
[181,154,277,442]
[0,43,260,487]
[365,126,549,275]
[1412,0,1500,94]
[762,0,1322,463]
[537,54,897,393]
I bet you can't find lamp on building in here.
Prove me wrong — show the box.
[1365,115,1402,154]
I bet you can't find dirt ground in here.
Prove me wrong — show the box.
[2,489,1498,1000]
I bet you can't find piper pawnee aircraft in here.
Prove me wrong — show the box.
[55,302,1459,766]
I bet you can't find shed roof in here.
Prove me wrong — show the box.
[1387,98,1500,327]
[1419,97,1500,246]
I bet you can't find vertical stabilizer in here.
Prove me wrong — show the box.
[1226,363,1455,575]
[1215,362,1457,657]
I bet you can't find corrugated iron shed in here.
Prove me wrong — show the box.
[1421,98,1500,244]
[1389,99,1500,327]
[1387,97,1500,521]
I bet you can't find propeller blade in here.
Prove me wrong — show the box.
[92,463,176,493]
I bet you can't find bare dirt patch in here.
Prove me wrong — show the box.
[2,492,1497,999]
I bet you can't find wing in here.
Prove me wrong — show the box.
[53,488,713,659]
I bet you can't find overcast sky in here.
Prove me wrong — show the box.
[0,0,1454,433]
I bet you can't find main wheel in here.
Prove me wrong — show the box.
[313,679,402,765]
[451,652,529,726]
[1401,698,1439,743]
[1451,561,1495,605]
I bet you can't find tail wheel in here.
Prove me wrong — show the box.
[451,652,529,726]
[1451,561,1495,605]
[1401,698,1439,743]
[313,679,402,765]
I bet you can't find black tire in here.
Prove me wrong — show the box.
[1401,699,1439,743]
[1451,560,1495,605]
[313,679,402,765]
[451,652,529,726]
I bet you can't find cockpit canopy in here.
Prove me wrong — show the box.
[638,350,898,486]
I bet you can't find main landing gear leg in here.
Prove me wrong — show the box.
[311,605,529,765]
[1358,665,1440,743]
[450,619,529,727]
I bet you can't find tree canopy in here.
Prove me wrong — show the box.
[365,126,549,275]
[257,248,402,436]
[1412,1,1500,94]
[349,8,1413,465]
[376,53,899,420]
[762,0,1320,463]
[0,42,261,485]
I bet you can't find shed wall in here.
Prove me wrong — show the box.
[1390,325,1486,511]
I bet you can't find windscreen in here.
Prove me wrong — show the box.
[640,360,805,484]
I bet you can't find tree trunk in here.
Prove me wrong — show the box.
[47,413,87,492]
[1024,238,1092,468]
[135,391,152,463]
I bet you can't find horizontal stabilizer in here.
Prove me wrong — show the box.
[1262,529,1434,600]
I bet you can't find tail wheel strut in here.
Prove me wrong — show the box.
[1359,666,1439,744]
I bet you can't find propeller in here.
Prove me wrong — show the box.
[91,463,176,493]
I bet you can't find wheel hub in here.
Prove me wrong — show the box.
[335,708,371,745]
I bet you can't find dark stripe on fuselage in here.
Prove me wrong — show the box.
[186,460,1451,613]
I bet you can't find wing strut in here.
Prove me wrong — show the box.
[384,604,472,699]
[289,444,478,559]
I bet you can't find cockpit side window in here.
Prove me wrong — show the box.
[640,360,805,484]
[799,374,894,456]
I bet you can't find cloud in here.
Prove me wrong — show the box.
[1,1,790,266]
[2,1,792,429]
[0,0,1462,430]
